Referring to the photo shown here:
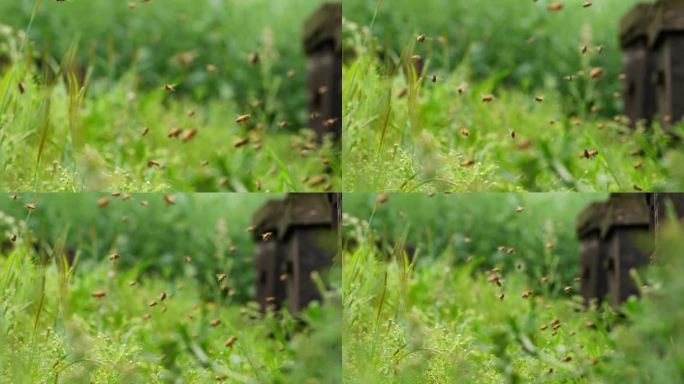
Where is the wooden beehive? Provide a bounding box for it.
[277,193,337,314]
[252,200,286,311]
[304,3,342,142]
[620,4,658,127]
[648,0,684,126]
[600,194,653,307]
[576,201,609,306]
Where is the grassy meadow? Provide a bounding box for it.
[0,0,339,192]
[0,193,341,383]
[342,193,684,383]
[342,0,684,192]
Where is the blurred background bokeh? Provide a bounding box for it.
[343,0,649,118]
[0,0,327,126]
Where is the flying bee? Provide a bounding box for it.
[499,293,505,301]
[265,296,276,303]
[461,159,475,168]
[92,290,107,298]
[279,274,288,282]
[278,121,289,129]
[431,74,437,83]
[147,160,161,168]
[200,160,209,167]
[18,82,25,94]
[128,2,137,9]
[324,118,338,128]
[579,149,598,159]
[260,232,272,241]
[128,280,137,286]
[148,301,158,307]
[481,95,494,103]
[583,1,593,7]
[589,67,604,80]
[184,255,192,263]
[25,203,36,210]
[216,274,227,283]
[545,242,554,249]
[10,195,18,200]
[497,246,505,252]
[207,64,217,73]
[219,177,229,187]
[248,52,259,65]
[225,335,238,347]
[618,73,627,81]
[9,234,17,242]
[164,84,177,92]
[562,356,572,363]
[159,292,167,302]
[233,138,249,148]
[522,290,532,299]
[309,175,326,187]
[163,195,175,205]
[563,286,573,294]
[596,45,605,53]
[457,84,467,95]
[506,247,515,255]
[140,200,149,207]
[310,111,321,119]
[416,34,426,43]
[287,70,296,78]
[510,131,516,139]
[246,226,255,232]
[181,128,197,142]
[123,193,132,200]
[319,86,329,95]
[210,319,221,327]
[580,45,588,54]
[460,128,470,138]
[515,206,525,213]
[167,127,182,138]
[228,290,236,297]
[376,193,389,204]
[236,114,251,124]
[98,197,110,208]
[109,252,120,261]
[535,96,544,103]
[548,2,563,11]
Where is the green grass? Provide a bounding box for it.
[0,1,340,192]
[342,194,684,383]
[342,0,684,192]
[0,197,341,383]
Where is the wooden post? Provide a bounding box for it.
[620,4,657,127]
[649,0,684,126]
[253,193,338,314]
[600,194,652,306]
[278,193,337,313]
[252,200,286,311]
[576,201,609,306]
[304,3,342,142]
[620,0,684,127]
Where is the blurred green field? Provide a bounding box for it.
[342,0,684,192]
[0,193,341,383]
[342,193,684,383]
[0,0,340,192]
